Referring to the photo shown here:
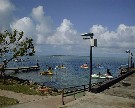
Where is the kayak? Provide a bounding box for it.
[91,74,113,79]
[40,71,54,75]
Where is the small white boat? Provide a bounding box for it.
[91,74,113,79]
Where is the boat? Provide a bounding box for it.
[91,74,113,79]
[40,71,54,75]
[81,66,88,69]
[97,66,104,69]
[80,64,89,69]
[95,64,104,69]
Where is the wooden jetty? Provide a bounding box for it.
[5,65,40,73]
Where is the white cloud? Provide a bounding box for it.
[1,0,135,56]
[46,19,77,44]
[0,0,15,31]
[31,6,53,34]
[90,24,135,49]
[31,6,44,22]
[10,6,78,46]
[10,17,37,40]
[31,6,53,44]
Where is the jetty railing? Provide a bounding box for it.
[61,82,104,105]
[62,84,88,105]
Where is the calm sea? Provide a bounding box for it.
[2,55,133,89]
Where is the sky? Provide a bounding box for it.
[0,0,135,57]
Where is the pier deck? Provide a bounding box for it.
[5,65,40,73]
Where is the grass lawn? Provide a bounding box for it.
[0,78,60,107]
[0,79,42,107]
[0,96,19,107]
[0,79,41,95]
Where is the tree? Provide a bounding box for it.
[0,30,35,82]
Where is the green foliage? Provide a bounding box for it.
[0,30,35,62]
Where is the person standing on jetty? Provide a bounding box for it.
[106,69,112,76]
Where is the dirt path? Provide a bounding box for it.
[63,92,135,108]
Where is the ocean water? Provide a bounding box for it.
[2,55,133,89]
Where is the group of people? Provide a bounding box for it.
[47,64,65,71]
[98,68,112,77]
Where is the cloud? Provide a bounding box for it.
[1,0,135,56]
[90,24,135,49]
[31,6,54,44]
[0,0,15,31]
[10,17,37,41]
[31,6,53,33]
[31,6,45,22]
[10,5,79,53]
[46,19,78,44]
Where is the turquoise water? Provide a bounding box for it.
[3,55,133,89]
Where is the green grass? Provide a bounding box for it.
[0,79,41,95]
[0,96,19,107]
[0,79,43,107]
[0,83,39,95]
[0,78,61,107]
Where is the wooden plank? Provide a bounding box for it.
[20,67,30,69]
[5,68,20,70]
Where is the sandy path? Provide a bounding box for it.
[63,92,135,108]
[0,89,48,103]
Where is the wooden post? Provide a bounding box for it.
[83,85,85,96]
[62,89,65,105]
[74,87,76,100]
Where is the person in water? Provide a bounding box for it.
[48,66,52,71]
[83,63,88,67]
[106,69,112,76]
[46,65,53,72]
[98,72,101,76]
